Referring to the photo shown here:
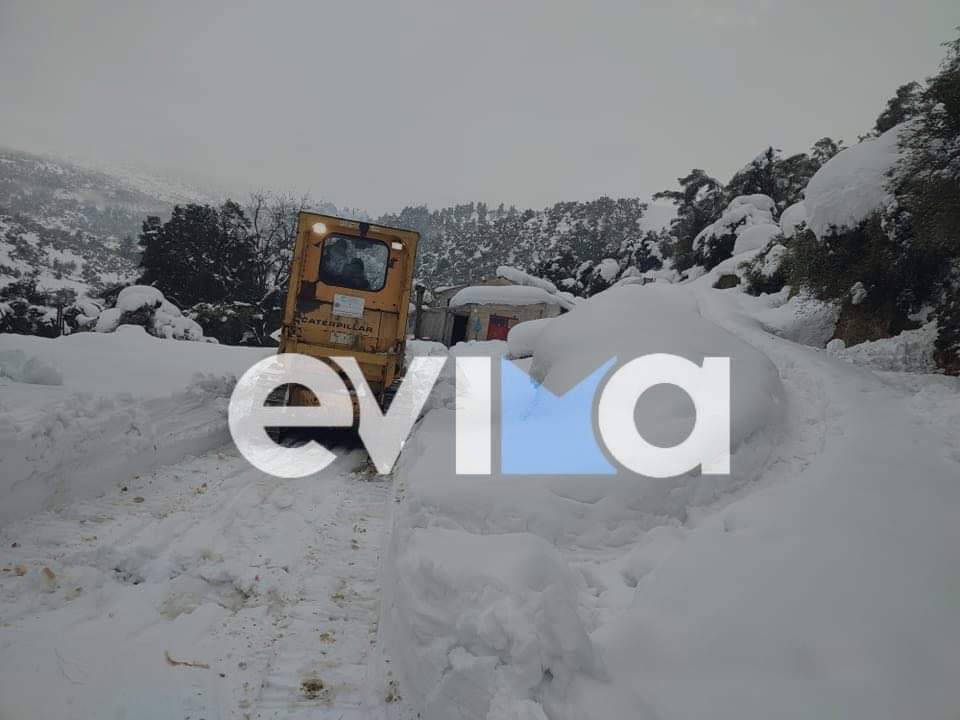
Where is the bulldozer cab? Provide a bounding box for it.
[279,212,419,407]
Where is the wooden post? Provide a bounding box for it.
[413,284,425,340]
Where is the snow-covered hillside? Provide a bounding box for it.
[0,147,221,302]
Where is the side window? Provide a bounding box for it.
[318,234,389,292]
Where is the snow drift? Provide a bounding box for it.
[382,283,786,719]
[0,328,270,524]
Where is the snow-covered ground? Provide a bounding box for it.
[2,258,960,719]
[0,327,403,718]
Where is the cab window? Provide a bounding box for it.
[318,234,389,291]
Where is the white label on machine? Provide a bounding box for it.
[333,293,365,318]
[330,331,355,345]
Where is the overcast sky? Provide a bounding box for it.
[1,1,957,215]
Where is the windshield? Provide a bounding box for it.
[318,234,389,292]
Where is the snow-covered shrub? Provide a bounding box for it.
[787,215,930,344]
[95,285,206,341]
[934,282,960,374]
[779,201,808,239]
[740,241,792,296]
[189,301,273,345]
[0,274,60,337]
[0,298,58,337]
[692,194,778,270]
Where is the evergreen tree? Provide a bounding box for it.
[138,202,257,307]
[874,81,923,134]
[654,169,725,271]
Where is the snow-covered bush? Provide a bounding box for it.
[934,282,960,374]
[784,111,960,352]
[95,285,206,341]
[779,201,808,239]
[740,241,791,296]
[189,300,273,345]
[692,194,778,270]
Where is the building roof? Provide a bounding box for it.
[449,285,565,309]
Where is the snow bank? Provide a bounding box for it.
[382,283,786,719]
[0,349,63,385]
[0,375,237,526]
[0,326,266,396]
[96,285,206,341]
[530,284,783,475]
[506,318,552,359]
[0,329,270,524]
[804,125,904,239]
[742,287,839,347]
[828,321,938,372]
[449,285,565,309]
[385,529,603,720]
[565,352,960,720]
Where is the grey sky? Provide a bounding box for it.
[1,1,956,215]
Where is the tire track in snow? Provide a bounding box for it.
[0,442,397,720]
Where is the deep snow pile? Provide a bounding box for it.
[381,283,786,719]
[95,285,207,341]
[0,328,270,524]
[803,124,905,239]
[506,317,552,359]
[382,261,960,719]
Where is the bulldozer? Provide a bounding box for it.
[277,211,419,414]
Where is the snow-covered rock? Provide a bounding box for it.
[803,124,905,239]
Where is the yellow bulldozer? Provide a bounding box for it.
[277,211,420,412]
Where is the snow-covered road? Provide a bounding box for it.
[0,442,399,720]
[2,269,959,720]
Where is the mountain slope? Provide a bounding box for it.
[0,147,216,299]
